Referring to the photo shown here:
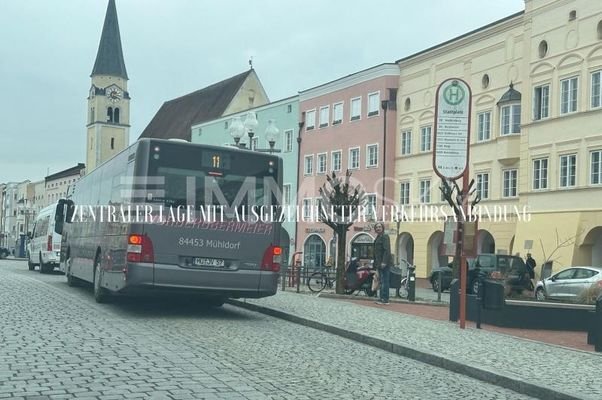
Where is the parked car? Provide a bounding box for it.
[0,247,10,259]
[429,254,528,294]
[535,266,602,302]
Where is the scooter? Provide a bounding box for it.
[343,258,378,297]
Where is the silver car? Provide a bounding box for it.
[535,266,602,301]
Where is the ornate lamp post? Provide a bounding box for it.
[228,112,281,153]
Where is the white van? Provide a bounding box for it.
[27,203,62,273]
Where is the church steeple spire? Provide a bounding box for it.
[91,0,128,80]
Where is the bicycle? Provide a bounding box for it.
[397,260,416,299]
[307,268,335,293]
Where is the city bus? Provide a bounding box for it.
[57,138,283,305]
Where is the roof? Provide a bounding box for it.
[497,82,522,105]
[45,163,85,182]
[91,0,128,79]
[139,70,253,141]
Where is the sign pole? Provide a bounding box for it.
[432,78,472,330]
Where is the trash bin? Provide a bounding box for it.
[482,279,505,310]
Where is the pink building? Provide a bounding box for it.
[297,64,399,267]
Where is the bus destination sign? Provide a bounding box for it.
[433,78,472,180]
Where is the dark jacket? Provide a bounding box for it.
[373,233,392,269]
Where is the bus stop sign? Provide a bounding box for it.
[433,78,472,180]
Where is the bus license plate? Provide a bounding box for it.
[193,257,225,268]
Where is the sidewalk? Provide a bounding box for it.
[231,291,601,400]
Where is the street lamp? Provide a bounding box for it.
[228,112,281,153]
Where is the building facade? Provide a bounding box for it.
[191,96,300,265]
[45,164,85,207]
[393,0,602,278]
[297,64,399,267]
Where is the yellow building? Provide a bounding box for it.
[393,0,602,279]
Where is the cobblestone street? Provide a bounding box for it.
[0,259,535,399]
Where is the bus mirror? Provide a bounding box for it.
[65,201,75,223]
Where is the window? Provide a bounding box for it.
[502,169,518,197]
[319,106,329,128]
[350,97,361,121]
[419,180,431,203]
[533,158,548,190]
[560,154,577,187]
[591,70,601,109]
[333,102,343,125]
[317,153,327,174]
[349,148,360,169]
[401,130,412,155]
[501,104,521,135]
[477,111,491,141]
[331,151,342,172]
[107,107,113,122]
[284,129,293,153]
[533,84,550,120]
[306,109,316,130]
[560,77,578,114]
[287,104,292,113]
[476,173,490,200]
[592,150,602,185]
[283,184,291,205]
[302,198,312,219]
[110,137,115,150]
[304,155,314,175]
[366,144,378,167]
[366,194,377,219]
[420,126,432,152]
[399,181,410,205]
[368,92,380,116]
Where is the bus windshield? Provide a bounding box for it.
[145,142,280,211]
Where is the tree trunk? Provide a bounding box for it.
[335,228,347,294]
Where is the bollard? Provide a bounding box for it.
[437,272,442,302]
[593,294,602,352]
[449,279,459,322]
[476,277,484,329]
[408,268,416,302]
[296,267,301,293]
[281,268,286,292]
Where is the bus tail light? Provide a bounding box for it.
[47,235,52,251]
[261,245,281,273]
[127,234,154,263]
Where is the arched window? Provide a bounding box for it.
[598,21,602,40]
[569,10,577,21]
[107,107,113,122]
[114,108,120,123]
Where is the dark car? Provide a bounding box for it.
[429,254,528,294]
[0,247,10,259]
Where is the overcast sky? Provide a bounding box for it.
[0,0,524,183]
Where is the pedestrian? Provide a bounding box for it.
[373,222,392,305]
[525,253,537,290]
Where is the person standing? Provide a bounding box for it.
[525,253,537,290]
[373,222,392,305]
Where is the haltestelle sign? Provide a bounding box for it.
[433,78,472,180]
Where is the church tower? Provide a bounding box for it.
[86,0,130,171]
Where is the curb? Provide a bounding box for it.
[318,292,449,307]
[229,299,586,400]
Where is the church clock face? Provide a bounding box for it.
[107,87,122,103]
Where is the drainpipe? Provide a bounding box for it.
[381,100,389,207]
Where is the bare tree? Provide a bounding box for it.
[318,170,366,294]
[539,228,584,271]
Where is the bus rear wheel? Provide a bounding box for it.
[93,256,110,303]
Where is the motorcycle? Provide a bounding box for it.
[343,258,378,297]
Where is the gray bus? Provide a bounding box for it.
[57,139,283,305]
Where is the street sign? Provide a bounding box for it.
[433,78,472,180]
